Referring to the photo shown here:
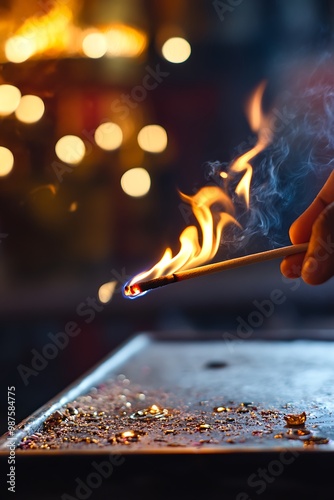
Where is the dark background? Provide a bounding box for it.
[1,0,334,433]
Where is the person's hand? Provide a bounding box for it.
[281,170,334,285]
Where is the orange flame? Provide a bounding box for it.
[227,81,270,207]
[126,186,239,290]
[125,82,270,297]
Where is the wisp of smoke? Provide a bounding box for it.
[206,80,334,252]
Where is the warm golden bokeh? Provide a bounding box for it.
[0,84,21,116]
[161,37,191,63]
[4,3,73,63]
[137,125,168,153]
[121,168,151,197]
[15,95,45,124]
[0,1,147,62]
[0,146,14,176]
[95,122,123,151]
[82,32,107,59]
[55,135,86,165]
[105,24,147,58]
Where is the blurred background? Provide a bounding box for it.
[2,0,334,432]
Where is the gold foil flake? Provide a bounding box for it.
[284,411,307,427]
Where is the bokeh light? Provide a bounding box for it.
[55,135,86,165]
[5,36,36,63]
[15,95,45,124]
[4,3,73,62]
[121,168,151,197]
[0,147,14,177]
[105,24,147,57]
[161,37,191,63]
[94,122,123,150]
[137,125,168,153]
[0,85,22,116]
[69,201,78,212]
[98,281,117,303]
[82,32,107,59]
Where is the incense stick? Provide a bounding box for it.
[124,243,309,297]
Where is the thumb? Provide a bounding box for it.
[301,201,334,284]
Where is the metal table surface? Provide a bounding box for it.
[1,331,334,499]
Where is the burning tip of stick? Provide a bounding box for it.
[123,282,145,299]
[123,274,178,299]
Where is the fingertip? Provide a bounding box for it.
[280,258,291,278]
[280,259,289,278]
[288,216,307,245]
[280,254,303,279]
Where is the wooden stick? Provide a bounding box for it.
[124,243,308,297]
